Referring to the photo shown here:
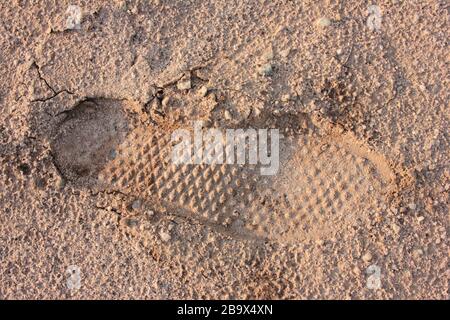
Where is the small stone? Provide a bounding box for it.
[315,239,324,246]
[362,252,373,262]
[257,63,273,76]
[317,17,331,28]
[408,203,417,210]
[280,48,291,58]
[161,96,170,107]
[146,209,154,217]
[131,199,141,210]
[417,216,425,223]
[177,78,191,90]
[159,230,171,242]
[198,86,208,97]
[224,110,232,120]
[125,218,139,228]
[336,48,343,55]
[413,249,423,259]
[392,223,401,234]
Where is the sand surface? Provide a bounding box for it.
[0,0,448,299]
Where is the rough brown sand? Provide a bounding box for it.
[0,1,448,299]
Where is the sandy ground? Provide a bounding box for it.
[0,0,448,299]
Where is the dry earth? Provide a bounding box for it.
[0,0,448,299]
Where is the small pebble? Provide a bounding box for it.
[198,86,208,97]
[126,218,139,228]
[224,110,232,120]
[408,203,417,210]
[257,63,273,76]
[417,216,425,223]
[317,17,331,28]
[159,230,171,242]
[315,239,324,246]
[131,199,141,210]
[362,252,373,262]
[161,96,170,107]
[413,249,423,259]
[392,223,401,234]
[177,79,191,90]
[280,48,291,58]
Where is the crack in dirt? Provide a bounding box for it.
[30,62,75,103]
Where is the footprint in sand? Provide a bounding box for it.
[52,98,396,243]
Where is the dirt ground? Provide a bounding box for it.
[0,0,448,299]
